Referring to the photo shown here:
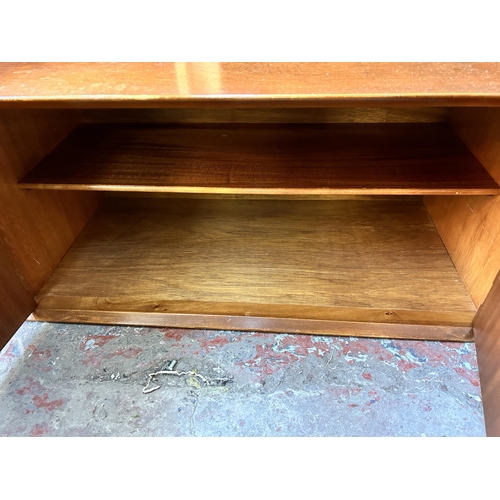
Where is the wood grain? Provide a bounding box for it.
[1,63,500,108]
[35,297,474,327]
[473,271,500,435]
[0,109,102,296]
[34,198,476,339]
[425,108,500,306]
[81,107,449,124]
[20,123,500,195]
[31,309,472,342]
[0,240,36,348]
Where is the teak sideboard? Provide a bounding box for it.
[1,63,500,434]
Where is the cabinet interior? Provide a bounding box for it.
[23,107,500,341]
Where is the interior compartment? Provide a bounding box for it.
[20,123,499,195]
[31,195,474,340]
[22,107,498,340]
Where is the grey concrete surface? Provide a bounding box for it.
[0,321,485,436]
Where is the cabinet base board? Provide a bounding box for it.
[30,309,473,342]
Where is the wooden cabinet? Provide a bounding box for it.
[1,63,500,433]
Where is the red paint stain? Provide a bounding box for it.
[279,335,329,357]
[327,387,350,398]
[236,334,332,370]
[341,340,369,357]
[24,346,55,373]
[200,334,230,351]
[366,389,380,406]
[27,346,52,360]
[455,367,480,387]
[136,327,156,336]
[82,355,100,367]
[460,352,478,366]
[406,341,446,365]
[2,341,18,358]
[80,334,118,351]
[240,343,299,376]
[420,403,432,412]
[350,387,362,395]
[455,366,469,377]
[349,404,359,408]
[362,373,372,380]
[161,329,184,342]
[339,339,401,364]
[276,427,281,432]
[30,422,50,437]
[33,393,65,411]
[370,342,400,363]
[16,379,45,396]
[441,341,464,350]
[397,359,418,373]
[82,346,142,366]
[116,347,142,358]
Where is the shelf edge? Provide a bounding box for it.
[30,308,474,342]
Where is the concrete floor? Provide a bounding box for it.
[0,321,485,436]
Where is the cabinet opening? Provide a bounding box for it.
[32,196,476,341]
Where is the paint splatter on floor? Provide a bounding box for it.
[0,322,485,436]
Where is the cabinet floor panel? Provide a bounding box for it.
[20,123,500,195]
[33,198,476,340]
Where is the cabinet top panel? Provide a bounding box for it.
[1,63,500,108]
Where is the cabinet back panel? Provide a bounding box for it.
[81,107,448,124]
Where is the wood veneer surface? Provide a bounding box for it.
[34,198,475,340]
[0,241,36,348]
[473,272,500,436]
[425,108,500,306]
[81,107,449,124]
[1,63,500,107]
[0,110,102,296]
[20,123,500,195]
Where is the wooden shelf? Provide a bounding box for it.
[33,197,476,341]
[20,123,500,195]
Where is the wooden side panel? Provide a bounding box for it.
[473,271,500,436]
[0,109,102,298]
[425,108,500,307]
[0,240,36,348]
